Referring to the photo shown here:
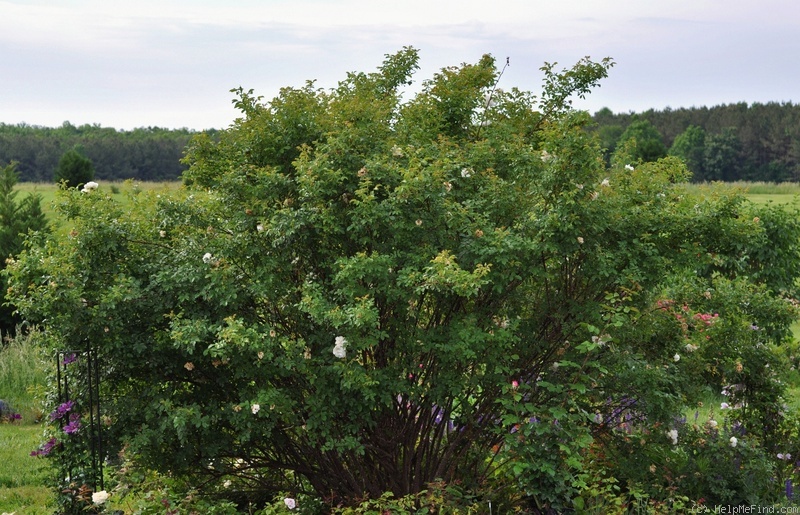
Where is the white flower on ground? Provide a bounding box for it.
[251,403,260,415]
[673,353,680,362]
[203,252,213,264]
[81,181,99,193]
[284,498,297,510]
[333,336,347,359]
[92,490,110,505]
[729,436,738,447]
[667,429,678,445]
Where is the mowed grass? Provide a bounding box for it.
[683,181,800,206]
[16,180,185,226]
[0,424,54,515]
[17,180,800,215]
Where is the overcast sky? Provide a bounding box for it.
[1,0,798,131]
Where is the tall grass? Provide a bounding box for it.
[681,181,800,195]
[0,328,54,513]
[0,328,50,423]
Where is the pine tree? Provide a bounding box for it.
[0,162,48,334]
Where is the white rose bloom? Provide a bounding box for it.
[729,436,738,447]
[333,336,348,359]
[81,181,99,193]
[92,490,110,505]
[251,403,260,415]
[203,252,213,264]
[667,429,678,445]
[673,353,680,362]
[625,164,634,171]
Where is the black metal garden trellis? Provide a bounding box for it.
[56,347,104,491]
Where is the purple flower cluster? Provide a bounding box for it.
[30,437,59,457]
[49,400,81,434]
[62,353,78,365]
[63,413,82,434]
[49,400,75,422]
[0,399,22,422]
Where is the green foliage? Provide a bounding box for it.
[54,147,95,188]
[7,47,800,511]
[593,102,800,182]
[0,162,48,333]
[0,122,197,182]
[704,127,742,182]
[668,125,706,179]
[614,119,667,163]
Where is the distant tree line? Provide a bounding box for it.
[0,121,217,182]
[4,103,800,184]
[592,102,800,182]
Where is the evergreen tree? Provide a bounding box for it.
[614,119,667,163]
[0,162,48,334]
[54,147,95,188]
[704,128,741,181]
[669,125,707,181]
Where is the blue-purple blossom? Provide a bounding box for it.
[30,437,58,457]
[63,413,81,434]
[49,400,75,421]
[62,353,77,365]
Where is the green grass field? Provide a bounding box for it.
[0,424,54,515]
[16,180,800,218]
[683,180,800,205]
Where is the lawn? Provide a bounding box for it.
[0,424,54,514]
[16,180,185,230]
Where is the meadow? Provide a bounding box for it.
[3,180,800,513]
[16,179,800,215]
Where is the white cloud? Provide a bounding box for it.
[0,0,798,129]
